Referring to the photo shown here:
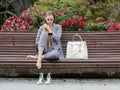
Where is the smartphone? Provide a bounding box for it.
[48,33,52,36]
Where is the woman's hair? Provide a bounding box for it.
[44,11,55,23]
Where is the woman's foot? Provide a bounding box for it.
[26,55,37,60]
[36,60,42,69]
[36,54,43,69]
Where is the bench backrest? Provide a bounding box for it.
[0,32,120,59]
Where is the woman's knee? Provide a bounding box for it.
[44,50,59,59]
[40,31,48,39]
[38,31,48,48]
[51,50,59,58]
[53,50,59,55]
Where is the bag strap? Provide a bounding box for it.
[72,34,83,41]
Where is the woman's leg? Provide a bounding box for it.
[26,45,38,60]
[36,46,44,69]
[36,31,48,69]
[26,55,38,60]
[43,50,59,60]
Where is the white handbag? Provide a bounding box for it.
[66,34,88,59]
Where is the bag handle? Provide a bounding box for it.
[72,34,83,41]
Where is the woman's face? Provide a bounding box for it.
[45,15,54,26]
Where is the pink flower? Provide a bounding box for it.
[39,11,44,16]
[20,25,26,31]
[57,10,62,16]
[117,24,120,30]
[4,20,11,25]
[66,19,72,27]
[30,8,36,12]
[74,19,79,26]
[72,14,77,20]
[56,9,65,16]
[79,18,85,28]
[61,22,66,27]
[22,9,29,15]
[106,22,120,32]
[1,25,6,31]
[61,19,72,27]
[25,17,33,25]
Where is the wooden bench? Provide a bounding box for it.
[0,31,120,69]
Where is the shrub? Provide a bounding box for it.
[61,16,85,31]
[1,8,42,32]
[85,17,107,31]
[106,22,120,32]
[85,22,107,31]
[1,16,30,32]
[1,0,120,32]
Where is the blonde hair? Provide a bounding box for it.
[44,11,55,23]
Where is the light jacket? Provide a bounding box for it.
[36,24,64,59]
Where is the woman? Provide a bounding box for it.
[26,11,64,69]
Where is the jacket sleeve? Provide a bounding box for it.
[52,25,62,42]
[35,26,42,45]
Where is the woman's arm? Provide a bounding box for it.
[36,26,42,45]
[52,25,62,42]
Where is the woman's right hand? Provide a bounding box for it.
[43,24,52,33]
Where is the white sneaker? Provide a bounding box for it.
[36,72,44,85]
[45,78,51,85]
[45,73,52,85]
[36,78,43,85]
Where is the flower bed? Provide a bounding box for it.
[1,0,120,32]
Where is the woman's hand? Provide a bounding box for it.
[43,24,52,33]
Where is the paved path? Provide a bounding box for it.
[0,78,120,90]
